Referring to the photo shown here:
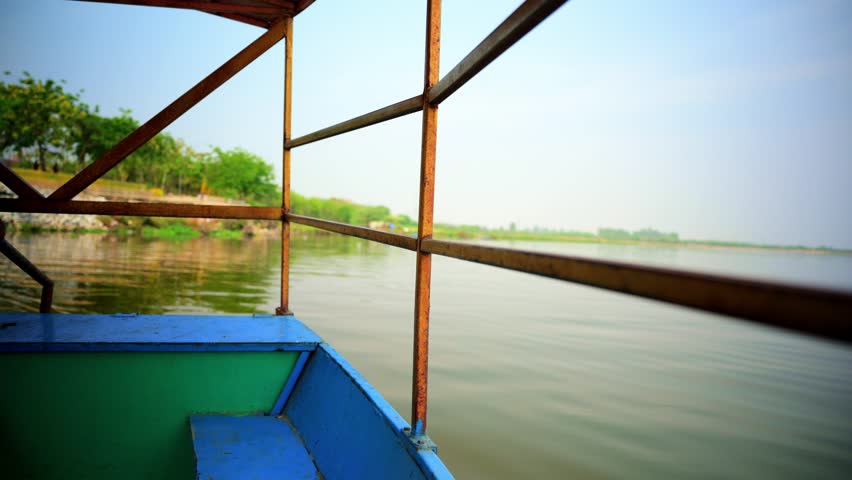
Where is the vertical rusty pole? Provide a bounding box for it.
[277,16,294,316]
[412,0,441,436]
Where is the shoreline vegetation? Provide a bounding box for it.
[1,73,848,255]
[7,220,849,255]
[2,169,847,255]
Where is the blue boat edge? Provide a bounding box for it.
[0,313,454,480]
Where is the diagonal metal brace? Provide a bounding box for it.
[0,221,53,312]
[48,17,288,200]
[0,162,43,199]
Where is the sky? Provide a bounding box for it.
[2,0,851,248]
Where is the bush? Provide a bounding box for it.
[142,224,200,239]
[209,229,243,239]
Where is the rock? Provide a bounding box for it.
[0,184,107,231]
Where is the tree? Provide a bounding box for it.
[207,147,276,202]
[70,101,101,167]
[86,110,144,182]
[0,72,17,154]
[0,72,81,170]
[168,141,202,196]
[597,228,632,240]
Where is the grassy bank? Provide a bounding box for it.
[12,168,152,194]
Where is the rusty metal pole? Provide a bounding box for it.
[412,0,441,437]
[277,16,294,316]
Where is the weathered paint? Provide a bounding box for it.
[107,1,289,17]
[286,95,423,148]
[287,213,417,250]
[190,414,319,480]
[412,0,442,435]
[0,351,298,480]
[419,238,852,344]
[278,14,293,316]
[0,313,322,350]
[285,344,454,480]
[0,198,283,220]
[270,350,310,415]
[427,0,570,105]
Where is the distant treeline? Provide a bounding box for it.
[7,73,832,251]
[292,192,407,227]
[431,225,682,243]
[597,227,679,242]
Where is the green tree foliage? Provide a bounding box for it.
[0,73,397,225]
[597,228,632,240]
[386,213,415,227]
[0,71,81,170]
[291,192,391,225]
[597,227,679,242]
[70,107,137,170]
[207,147,276,202]
[70,101,100,166]
[633,228,679,242]
[0,73,15,152]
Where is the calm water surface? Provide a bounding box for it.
[2,233,851,479]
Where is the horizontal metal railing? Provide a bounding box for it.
[286,95,423,148]
[282,209,852,345]
[0,199,282,220]
[287,214,417,251]
[4,193,849,343]
[284,1,570,151]
[421,238,852,343]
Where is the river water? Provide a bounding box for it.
[2,233,851,479]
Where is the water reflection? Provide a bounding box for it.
[0,232,394,314]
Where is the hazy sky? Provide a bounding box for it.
[2,0,851,248]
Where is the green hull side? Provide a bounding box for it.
[0,351,298,480]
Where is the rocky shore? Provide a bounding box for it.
[0,185,280,237]
[0,185,107,231]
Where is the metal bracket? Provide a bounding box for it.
[402,427,438,453]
